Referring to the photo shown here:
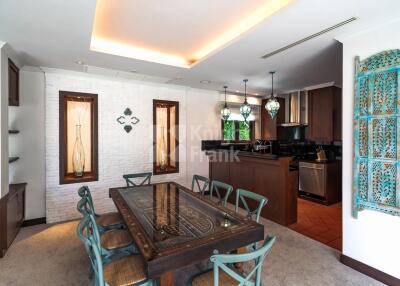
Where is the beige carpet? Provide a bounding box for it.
[0,217,383,286]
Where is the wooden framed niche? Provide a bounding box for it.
[153,100,179,175]
[59,91,98,184]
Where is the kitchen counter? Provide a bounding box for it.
[207,150,298,226]
[206,150,279,160]
[298,159,341,164]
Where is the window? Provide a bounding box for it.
[153,100,179,175]
[222,120,255,141]
[59,91,98,184]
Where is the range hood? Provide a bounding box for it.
[278,91,308,126]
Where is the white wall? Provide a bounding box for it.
[0,42,9,198]
[44,69,220,223]
[339,19,400,279]
[9,69,45,219]
[186,88,221,185]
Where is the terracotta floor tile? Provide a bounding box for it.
[289,198,342,251]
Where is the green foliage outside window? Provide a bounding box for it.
[239,121,250,140]
[223,120,235,141]
[223,120,251,141]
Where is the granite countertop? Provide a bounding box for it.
[298,159,340,164]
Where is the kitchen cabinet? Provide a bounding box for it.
[8,59,19,106]
[261,97,285,140]
[307,86,341,143]
[0,183,26,258]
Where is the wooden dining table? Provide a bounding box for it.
[109,181,264,286]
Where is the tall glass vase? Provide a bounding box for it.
[159,126,167,171]
[72,124,85,177]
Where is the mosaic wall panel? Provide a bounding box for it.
[353,49,400,218]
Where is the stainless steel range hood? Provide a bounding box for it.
[279,90,308,126]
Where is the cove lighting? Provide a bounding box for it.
[90,0,294,68]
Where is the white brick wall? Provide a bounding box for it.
[45,71,189,223]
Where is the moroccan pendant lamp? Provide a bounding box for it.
[221,85,231,121]
[265,71,280,119]
[239,79,251,122]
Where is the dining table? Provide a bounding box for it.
[109,181,264,286]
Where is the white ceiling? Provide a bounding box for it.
[1,0,400,94]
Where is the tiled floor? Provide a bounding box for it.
[288,198,342,251]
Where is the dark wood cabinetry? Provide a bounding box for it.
[307,86,342,143]
[0,183,26,258]
[261,97,285,140]
[8,59,19,106]
[209,152,297,226]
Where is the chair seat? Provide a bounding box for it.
[191,269,240,286]
[104,255,147,286]
[101,229,133,250]
[96,212,123,228]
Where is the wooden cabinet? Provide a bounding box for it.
[0,183,26,258]
[307,87,342,143]
[209,153,297,226]
[261,97,285,140]
[8,59,19,106]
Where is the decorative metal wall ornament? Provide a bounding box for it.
[117,107,140,133]
[353,49,400,218]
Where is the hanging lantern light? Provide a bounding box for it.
[265,71,280,119]
[239,79,251,122]
[221,85,231,121]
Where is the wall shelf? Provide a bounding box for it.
[9,157,20,163]
[8,130,20,134]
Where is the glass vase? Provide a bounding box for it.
[72,124,85,177]
[159,126,167,171]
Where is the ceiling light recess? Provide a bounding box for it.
[261,17,357,59]
[91,0,294,68]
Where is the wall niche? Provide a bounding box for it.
[59,91,98,184]
[153,100,179,175]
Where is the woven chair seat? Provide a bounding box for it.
[192,269,244,286]
[96,212,123,228]
[101,229,133,250]
[104,255,147,286]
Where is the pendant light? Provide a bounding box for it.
[221,86,231,121]
[265,71,280,118]
[239,79,251,122]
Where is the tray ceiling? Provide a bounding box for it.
[91,0,293,67]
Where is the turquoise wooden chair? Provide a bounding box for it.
[78,186,124,233]
[123,172,152,187]
[210,180,233,207]
[190,236,276,286]
[77,197,136,262]
[77,215,153,286]
[235,189,268,223]
[191,174,210,195]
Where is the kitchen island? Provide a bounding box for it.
[207,150,298,226]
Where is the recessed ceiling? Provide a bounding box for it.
[1,0,400,94]
[91,0,294,68]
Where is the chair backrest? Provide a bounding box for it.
[76,214,105,286]
[235,188,268,223]
[123,172,152,187]
[210,236,276,286]
[77,186,96,214]
[210,180,233,207]
[77,196,92,216]
[191,174,210,195]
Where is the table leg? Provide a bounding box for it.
[234,246,247,273]
[160,271,174,286]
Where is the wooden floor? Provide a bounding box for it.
[288,198,342,251]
